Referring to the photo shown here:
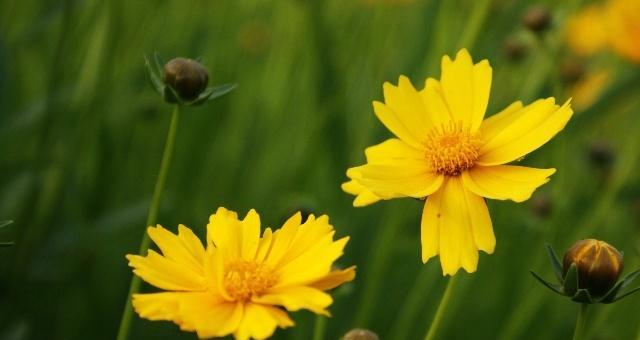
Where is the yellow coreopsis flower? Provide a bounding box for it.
[567,0,640,63]
[343,49,573,276]
[126,207,355,340]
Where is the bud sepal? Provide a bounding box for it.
[531,243,640,304]
[144,53,236,106]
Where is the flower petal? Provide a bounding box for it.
[147,224,205,275]
[341,179,382,207]
[234,304,294,340]
[461,165,556,202]
[309,265,357,290]
[421,177,494,276]
[178,293,244,338]
[207,207,261,260]
[254,286,333,315]
[373,101,423,149]
[364,138,425,163]
[131,292,182,321]
[382,76,434,139]
[477,98,573,166]
[348,164,444,199]
[439,49,492,131]
[126,249,207,291]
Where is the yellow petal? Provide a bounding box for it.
[349,163,444,199]
[309,265,356,290]
[254,286,333,316]
[373,101,423,149]
[461,165,556,202]
[131,292,181,321]
[364,138,424,163]
[177,293,243,338]
[421,177,494,276]
[566,4,608,56]
[421,78,454,127]
[255,227,273,262]
[439,49,492,131]
[477,98,573,166]
[126,250,206,291]
[234,304,294,340]
[240,209,261,260]
[341,179,382,207]
[382,76,433,140]
[263,212,302,267]
[146,224,205,275]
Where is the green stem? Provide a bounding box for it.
[424,275,458,340]
[572,303,588,340]
[312,315,327,340]
[116,104,181,340]
[456,0,492,50]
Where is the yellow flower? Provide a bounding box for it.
[567,0,640,63]
[343,49,573,276]
[126,207,355,340]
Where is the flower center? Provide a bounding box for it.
[424,121,481,176]
[223,260,276,301]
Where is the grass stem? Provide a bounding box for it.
[424,275,458,340]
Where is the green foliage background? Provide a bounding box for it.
[1,0,639,339]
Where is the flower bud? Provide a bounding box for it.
[163,57,209,101]
[343,329,379,340]
[522,6,552,33]
[503,38,527,61]
[563,239,623,298]
[560,60,585,84]
[588,140,615,168]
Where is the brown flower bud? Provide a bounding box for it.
[163,58,209,101]
[343,328,379,340]
[588,140,615,168]
[522,6,552,33]
[560,60,585,84]
[563,239,623,298]
[503,38,527,61]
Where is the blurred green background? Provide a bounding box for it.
[1,0,639,339]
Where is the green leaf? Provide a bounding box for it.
[188,83,237,106]
[611,286,640,303]
[619,268,640,289]
[0,220,12,228]
[545,243,564,282]
[530,270,564,295]
[153,52,165,75]
[0,242,14,247]
[144,55,165,95]
[563,263,579,297]
[164,85,183,104]
[601,279,626,303]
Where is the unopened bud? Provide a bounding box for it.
[530,193,552,218]
[163,57,209,101]
[343,328,379,340]
[522,6,552,33]
[588,140,615,168]
[563,239,623,298]
[560,60,585,84]
[503,38,527,61]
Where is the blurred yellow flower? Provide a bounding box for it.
[343,49,573,276]
[570,69,611,111]
[127,207,355,340]
[567,0,640,63]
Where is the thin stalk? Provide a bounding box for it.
[572,303,588,340]
[456,0,492,50]
[116,104,181,340]
[424,275,458,340]
[312,315,327,340]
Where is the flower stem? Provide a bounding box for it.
[116,104,181,340]
[312,315,327,340]
[572,303,588,340]
[424,275,458,340]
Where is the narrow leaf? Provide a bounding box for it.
[572,289,594,304]
[144,55,165,95]
[0,242,14,247]
[205,83,237,101]
[530,270,564,295]
[610,286,640,303]
[0,220,12,228]
[545,243,564,282]
[620,268,640,289]
[563,263,579,296]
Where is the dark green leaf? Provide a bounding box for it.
[601,279,625,303]
[153,52,165,75]
[205,83,237,101]
[0,242,13,247]
[0,220,12,228]
[530,270,564,295]
[144,55,165,95]
[164,85,183,104]
[619,268,640,289]
[610,286,640,303]
[563,263,579,297]
[545,243,564,282]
